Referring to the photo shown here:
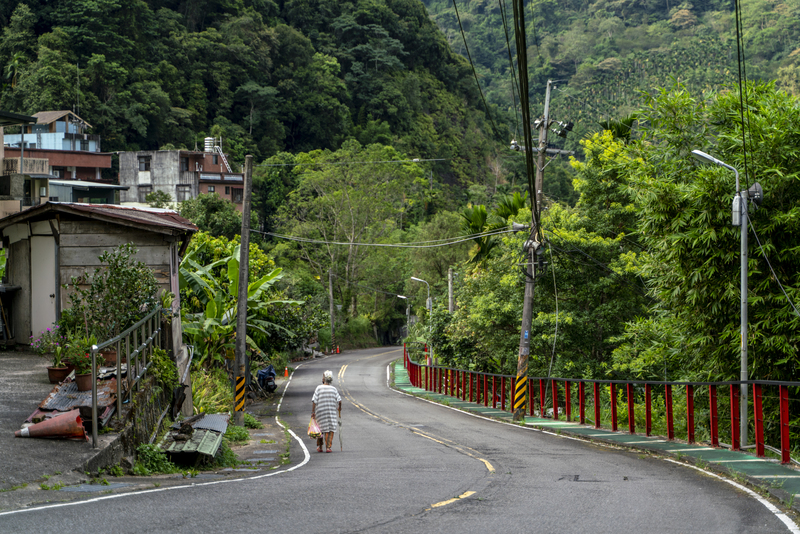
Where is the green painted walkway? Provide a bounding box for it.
[394,364,800,498]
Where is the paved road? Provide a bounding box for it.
[0,347,793,533]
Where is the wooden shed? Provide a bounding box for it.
[0,202,197,345]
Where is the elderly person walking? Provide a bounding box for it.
[311,370,342,453]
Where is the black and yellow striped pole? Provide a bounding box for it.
[235,376,246,413]
[513,244,537,421]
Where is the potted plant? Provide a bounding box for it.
[47,346,72,384]
[66,334,97,392]
[31,325,72,383]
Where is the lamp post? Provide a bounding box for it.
[691,149,762,447]
[397,295,408,339]
[410,276,432,363]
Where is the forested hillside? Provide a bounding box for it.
[423,0,800,151]
[0,0,508,191]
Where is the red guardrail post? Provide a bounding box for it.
[627,383,635,434]
[552,380,559,420]
[511,377,516,412]
[463,371,467,401]
[645,384,652,437]
[529,379,534,416]
[665,384,674,440]
[686,385,695,444]
[730,385,740,451]
[540,379,546,418]
[710,385,719,447]
[403,343,407,368]
[753,384,764,458]
[579,381,585,424]
[780,385,790,464]
[469,372,474,403]
[484,375,489,407]
[501,377,506,411]
[492,376,497,409]
[593,382,601,429]
[565,381,572,422]
[610,383,618,432]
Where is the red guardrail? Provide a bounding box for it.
[402,345,797,464]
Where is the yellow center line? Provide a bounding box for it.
[430,491,477,508]
[338,350,495,474]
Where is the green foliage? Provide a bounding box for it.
[29,325,64,356]
[178,193,251,241]
[243,413,263,429]
[145,190,173,209]
[224,424,250,443]
[210,440,239,468]
[132,444,179,476]
[191,368,233,415]
[150,347,179,392]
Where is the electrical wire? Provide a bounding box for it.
[254,226,519,248]
[746,212,800,319]
[733,0,752,192]
[330,272,405,298]
[255,158,447,168]
[451,0,505,143]
[498,0,521,139]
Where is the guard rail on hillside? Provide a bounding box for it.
[403,345,798,465]
[90,306,164,448]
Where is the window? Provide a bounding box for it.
[138,156,151,172]
[138,185,152,203]
[207,186,215,193]
[176,184,192,202]
[231,187,243,203]
[180,157,189,172]
[225,186,230,195]
[80,139,89,151]
[212,155,219,165]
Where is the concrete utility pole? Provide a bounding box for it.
[448,267,455,313]
[234,155,253,427]
[329,268,336,352]
[513,80,553,421]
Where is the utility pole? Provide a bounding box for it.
[513,80,553,421]
[328,268,335,352]
[234,155,253,427]
[448,267,454,313]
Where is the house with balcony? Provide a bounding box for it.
[118,139,244,211]
[1,110,115,213]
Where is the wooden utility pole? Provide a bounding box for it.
[513,80,553,421]
[234,155,253,427]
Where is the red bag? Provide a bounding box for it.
[308,417,321,439]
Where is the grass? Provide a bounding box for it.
[132,444,180,476]
[224,424,250,443]
[243,413,263,429]
[39,482,64,491]
[260,439,275,444]
[0,483,27,493]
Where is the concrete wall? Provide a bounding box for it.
[119,151,184,203]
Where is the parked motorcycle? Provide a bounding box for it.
[257,364,278,393]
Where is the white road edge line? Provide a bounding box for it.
[0,365,311,518]
[664,459,800,533]
[391,363,800,533]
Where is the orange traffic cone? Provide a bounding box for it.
[284,367,288,377]
[15,410,87,440]
[336,345,340,354]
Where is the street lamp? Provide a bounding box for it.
[410,276,432,363]
[691,149,762,447]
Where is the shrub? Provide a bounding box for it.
[132,444,179,475]
[192,368,233,414]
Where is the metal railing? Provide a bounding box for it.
[90,306,163,448]
[403,345,799,466]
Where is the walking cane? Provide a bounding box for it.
[338,408,343,451]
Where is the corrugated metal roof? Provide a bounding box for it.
[0,202,198,235]
[39,379,117,411]
[49,179,129,190]
[164,429,224,456]
[172,413,229,434]
[0,110,36,126]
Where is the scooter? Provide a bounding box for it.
[257,364,278,393]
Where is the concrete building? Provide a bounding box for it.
[118,139,244,211]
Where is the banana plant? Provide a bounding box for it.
[180,243,302,367]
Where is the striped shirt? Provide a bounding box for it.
[312,384,341,433]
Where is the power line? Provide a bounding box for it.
[330,272,405,298]
[254,226,520,249]
[498,0,521,139]
[746,212,800,319]
[255,158,447,168]
[451,0,505,143]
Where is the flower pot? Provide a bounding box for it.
[47,366,71,384]
[100,350,125,365]
[74,373,94,392]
